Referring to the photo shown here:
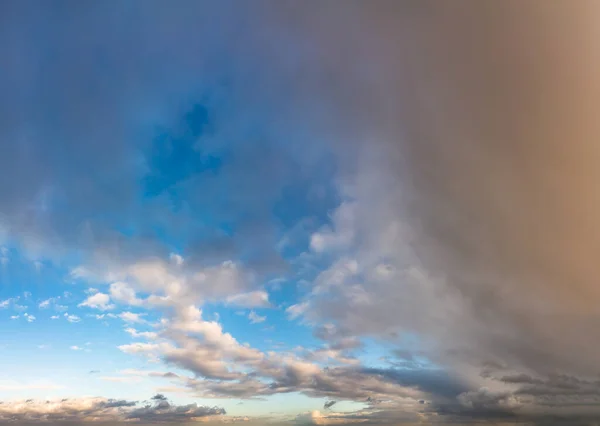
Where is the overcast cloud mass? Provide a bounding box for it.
[1,1,600,425]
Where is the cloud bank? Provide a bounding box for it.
[3,0,600,424]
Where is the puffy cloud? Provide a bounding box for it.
[64,313,81,323]
[125,327,158,340]
[109,281,143,306]
[118,311,147,324]
[78,292,115,311]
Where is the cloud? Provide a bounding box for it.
[24,313,35,323]
[286,302,309,320]
[38,299,52,309]
[169,253,184,266]
[323,401,336,410]
[0,396,225,423]
[226,290,271,308]
[109,281,144,306]
[3,2,600,424]
[118,311,146,324]
[0,297,19,309]
[248,311,266,324]
[78,292,115,311]
[151,394,168,401]
[64,313,81,323]
[126,401,225,422]
[125,327,158,340]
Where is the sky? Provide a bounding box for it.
[2,1,600,425]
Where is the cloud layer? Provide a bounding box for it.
[3,1,600,424]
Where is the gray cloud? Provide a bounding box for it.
[4,1,600,424]
[323,401,336,410]
[126,402,225,423]
[0,395,225,423]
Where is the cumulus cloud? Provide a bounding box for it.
[78,292,115,311]
[109,281,144,307]
[64,313,81,323]
[125,327,158,340]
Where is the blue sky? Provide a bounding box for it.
[3,1,600,425]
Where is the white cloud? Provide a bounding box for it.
[125,327,158,340]
[109,281,143,306]
[119,311,146,323]
[9,315,18,320]
[38,299,52,308]
[64,313,81,323]
[118,342,161,354]
[286,302,309,320]
[170,252,184,266]
[248,311,266,324]
[78,292,115,311]
[226,290,271,308]
[70,345,83,351]
[24,313,36,322]
[50,315,59,320]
